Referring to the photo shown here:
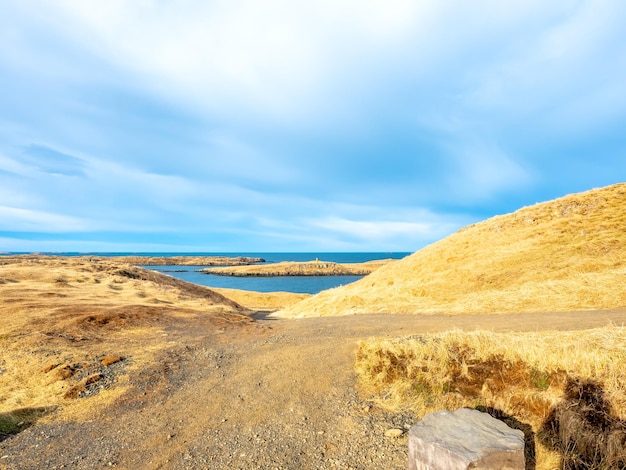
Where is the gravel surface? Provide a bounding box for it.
[1,315,419,469]
[2,310,625,469]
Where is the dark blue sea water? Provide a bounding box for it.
[5,252,411,294]
[146,266,368,294]
[143,253,410,294]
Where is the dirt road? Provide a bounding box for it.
[2,309,625,469]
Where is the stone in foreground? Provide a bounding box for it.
[408,408,525,470]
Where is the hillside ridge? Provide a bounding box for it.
[277,183,626,317]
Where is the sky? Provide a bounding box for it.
[1,1,625,253]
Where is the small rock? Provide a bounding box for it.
[385,428,404,438]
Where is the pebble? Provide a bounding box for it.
[384,428,404,438]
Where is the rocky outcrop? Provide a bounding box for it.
[408,408,525,470]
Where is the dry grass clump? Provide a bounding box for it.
[355,326,626,469]
[279,183,626,317]
[542,378,626,469]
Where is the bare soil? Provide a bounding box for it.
[2,308,625,470]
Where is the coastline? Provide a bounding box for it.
[0,254,265,266]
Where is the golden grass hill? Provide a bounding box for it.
[277,182,626,318]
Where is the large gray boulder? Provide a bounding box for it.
[408,408,525,470]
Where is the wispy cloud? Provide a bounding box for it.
[0,205,91,232]
[20,144,85,176]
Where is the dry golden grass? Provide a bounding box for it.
[212,287,310,311]
[355,326,626,469]
[0,256,252,429]
[278,183,626,317]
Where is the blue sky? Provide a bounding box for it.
[1,1,625,252]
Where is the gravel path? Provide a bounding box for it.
[2,310,625,469]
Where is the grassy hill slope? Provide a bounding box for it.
[0,256,252,426]
[277,183,626,317]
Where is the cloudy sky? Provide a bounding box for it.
[1,1,625,253]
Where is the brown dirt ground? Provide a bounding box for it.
[2,303,626,469]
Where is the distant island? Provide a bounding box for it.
[201,259,392,276]
[113,255,265,266]
[0,254,265,266]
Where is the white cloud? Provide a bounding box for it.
[25,1,325,120]
[10,1,619,137]
[0,236,201,253]
[13,2,549,124]
[205,131,301,183]
[304,204,470,248]
[0,205,91,232]
[0,154,35,177]
[310,217,432,239]
[463,2,626,122]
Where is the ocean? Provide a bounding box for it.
[141,252,411,294]
[8,252,410,294]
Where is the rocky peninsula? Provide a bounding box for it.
[200,259,392,276]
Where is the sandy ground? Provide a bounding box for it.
[211,287,309,311]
